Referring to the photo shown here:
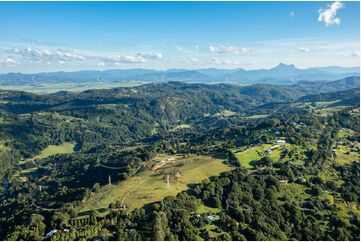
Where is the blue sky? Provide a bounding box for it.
[0,1,359,73]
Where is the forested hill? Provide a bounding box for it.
[293,76,360,93]
[0,76,359,114]
[298,88,360,103]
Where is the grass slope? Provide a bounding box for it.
[80,155,233,213]
[32,142,75,160]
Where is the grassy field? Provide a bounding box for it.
[350,107,360,117]
[195,204,222,214]
[314,100,341,108]
[80,155,233,213]
[334,128,359,165]
[315,106,349,117]
[170,124,192,131]
[23,142,76,163]
[232,144,284,168]
[245,114,269,119]
[278,183,310,204]
[214,110,236,117]
[334,145,359,165]
[14,142,76,182]
[337,128,359,139]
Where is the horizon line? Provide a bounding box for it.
[1,63,360,75]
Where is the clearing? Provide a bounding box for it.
[15,142,76,182]
[19,142,76,165]
[231,143,286,168]
[80,154,233,213]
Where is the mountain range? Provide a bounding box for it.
[0,63,359,86]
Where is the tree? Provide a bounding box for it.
[153,212,168,240]
[92,183,101,192]
[260,156,273,166]
[51,211,70,228]
[311,185,323,196]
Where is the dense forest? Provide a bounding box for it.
[0,77,359,241]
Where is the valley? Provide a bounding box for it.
[0,1,359,241]
[0,79,359,241]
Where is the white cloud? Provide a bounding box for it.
[209,45,248,54]
[102,55,145,64]
[55,50,85,60]
[318,1,343,26]
[211,57,240,65]
[0,57,18,67]
[139,52,162,59]
[9,46,162,66]
[298,46,311,52]
[101,52,162,64]
[11,47,86,63]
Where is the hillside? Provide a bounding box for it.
[0,79,359,241]
[298,88,360,103]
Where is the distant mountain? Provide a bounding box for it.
[0,64,358,87]
[227,63,359,85]
[311,66,360,74]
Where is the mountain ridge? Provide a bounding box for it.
[0,64,359,87]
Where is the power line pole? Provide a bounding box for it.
[166,174,170,189]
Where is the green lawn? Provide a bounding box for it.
[232,144,284,168]
[19,142,75,166]
[80,155,233,213]
[31,142,75,160]
[195,204,222,214]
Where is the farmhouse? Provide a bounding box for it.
[207,215,215,221]
[265,144,280,154]
[275,139,286,145]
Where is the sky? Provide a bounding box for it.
[0,1,359,73]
